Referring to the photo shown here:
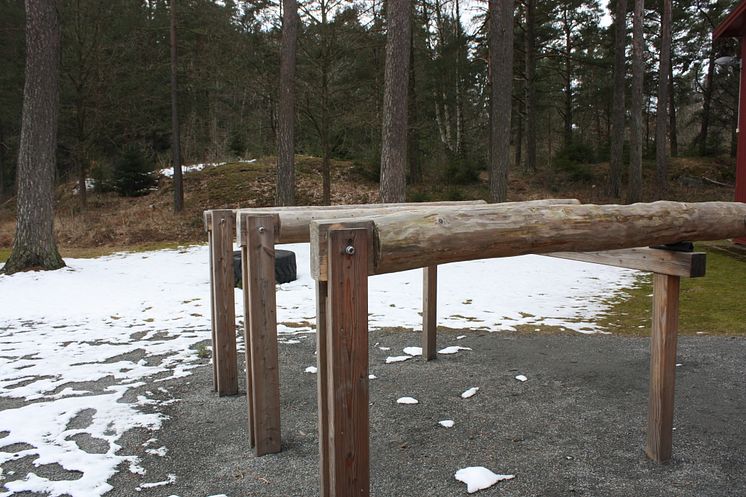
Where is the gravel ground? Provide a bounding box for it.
[5,329,746,497]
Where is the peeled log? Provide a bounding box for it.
[235,200,578,245]
[372,201,746,275]
[310,199,582,280]
[205,200,485,237]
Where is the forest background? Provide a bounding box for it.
[0,0,742,250]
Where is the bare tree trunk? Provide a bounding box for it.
[668,57,678,157]
[276,0,298,206]
[655,0,671,198]
[408,20,421,184]
[489,0,514,202]
[627,0,645,204]
[380,0,411,203]
[3,0,64,274]
[525,0,537,173]
[698,50,715,156]
[0,125,5,199]
[608,0,627,198]
[563,9,573,148]
[171,0,183,212]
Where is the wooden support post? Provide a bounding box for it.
[210,209,238,396]
[240,243,255,448]
[645,273,680,463]
[326,228,370,497]
[242,214,281,456]
[207,227,218,391]
[422,265,437,361]
[316,281,331,497]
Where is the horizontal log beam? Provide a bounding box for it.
[547,248,706,278]
[204,200,486,233]
[364,201,746,277]
[310,199,583,281]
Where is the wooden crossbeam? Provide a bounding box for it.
[548,247,706,278]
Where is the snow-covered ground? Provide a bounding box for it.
[0,244,638,496]
[157,158,255,178]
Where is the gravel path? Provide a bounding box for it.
[93,329,746,497]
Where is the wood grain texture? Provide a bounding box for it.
[371,201,746,276]
[422,266,437,361]
[243,214,282,455]
[316,281,330,497]
[210,210,238,396]
[240,244,255,448]
[326,228,370,497]
[548,248,706,277]
[310,199,582,280]
[205,200,486,238]
[207,230,217,391]
[645,273,680,463]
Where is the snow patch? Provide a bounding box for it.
[439,420,455,428]
[439,346,472,355]
[304,366,318,374]
[461,387,479,399]
[455,466,515,493]
[396,397,418,405]
[385,355,412,364]
[403,346,422,356]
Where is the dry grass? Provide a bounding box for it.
[0,154,737,258]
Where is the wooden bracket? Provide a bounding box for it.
[310,219,375,281]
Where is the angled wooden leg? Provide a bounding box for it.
[316,280,331,497]
[244,214,281,456]
[210,210,238,396]
[422,265,438,361]
[240,244,255,448]
[645,273,680,463]
[326,228,370,497]
[207,228,218,391]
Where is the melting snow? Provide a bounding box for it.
[439,346,472,355]
[461,387,479,399]
[455,466,515,493]
[439,420,455,428]
[396,397,419,405]
[0,242,636,495]
[385,356,412,364]
[403,346,422,356]
[304,366,318,374]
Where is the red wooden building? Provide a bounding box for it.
[714,1,746,244]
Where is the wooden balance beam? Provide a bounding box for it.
[204,199,585,456]
[311,200,746,497]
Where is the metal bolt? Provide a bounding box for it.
[345,245,356,255]
[258,226,265,233]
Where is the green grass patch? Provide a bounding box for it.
[599,243,746,336]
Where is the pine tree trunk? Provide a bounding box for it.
[408,21,421,185]
[563,13,573,148]
[525,0,537,173]
[276,0,298,206]
[3,0,64,274]
[627,0,645,204]
[698,50,715,156]
[654,0,671,198]
[171,0,183,212]
[0,125,6,200]
[608,0,627,198]
[379,0,411,203]
[668,56,678,157]
[489,0,514,203]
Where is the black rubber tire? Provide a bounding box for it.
[232,249,297,288]
[274,249,297,284]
